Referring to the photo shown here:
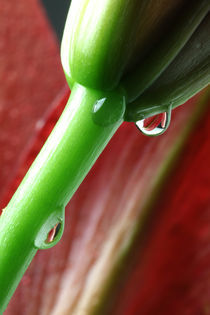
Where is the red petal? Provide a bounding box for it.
[143,113,166,130]
[0,0,66,206]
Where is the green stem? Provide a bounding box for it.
[0,83,124,313]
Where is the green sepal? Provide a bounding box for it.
[125,13,210,121]
[122,0,209,103]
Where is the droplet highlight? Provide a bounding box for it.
[136,106,172,136]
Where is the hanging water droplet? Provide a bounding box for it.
[34,206,65,250]
[136,106,172,136]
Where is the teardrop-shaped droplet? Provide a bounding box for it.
[136,106,172,136]
[92,90,126,126]
[34,206,65,250]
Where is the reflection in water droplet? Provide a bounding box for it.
[136,106,172,136]
[34,207,65,250]
[46,222,62,244]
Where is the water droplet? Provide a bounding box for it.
[136,106,172,136]
[92,90,125,126]
[34,206,65,250]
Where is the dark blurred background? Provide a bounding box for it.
[41,0,71,41]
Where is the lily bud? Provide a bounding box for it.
[61,0,209,121]
[125,13,210,121]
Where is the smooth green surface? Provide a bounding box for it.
[92,88,126,126]
[0,83,124,313]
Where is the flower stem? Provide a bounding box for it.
[0,83,124,313]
